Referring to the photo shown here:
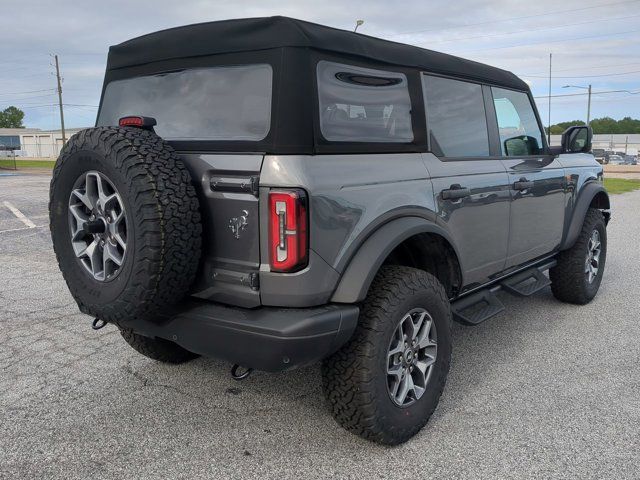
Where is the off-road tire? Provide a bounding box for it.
[49,127,201,326]
[120,328,199,364]
[321,266,452,445]
[550,208,607,304]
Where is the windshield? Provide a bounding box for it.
[97,64,273,141]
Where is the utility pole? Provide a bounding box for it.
[547,53,552,145]
[586,84,592,125]
[54,54,66,144]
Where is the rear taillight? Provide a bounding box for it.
[118,116,157,130]
[268,189,308,272]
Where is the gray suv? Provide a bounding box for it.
[49,17,610,445]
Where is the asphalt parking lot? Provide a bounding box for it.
[1,172,639,479]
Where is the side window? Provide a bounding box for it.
[422,75,490,157]
[316,61,413,143]
[491,87,544,156]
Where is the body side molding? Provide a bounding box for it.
[560,181,610,250]
[331,216,460,303]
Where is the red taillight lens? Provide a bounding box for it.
[118,116,157,129]
[269,189,308,272]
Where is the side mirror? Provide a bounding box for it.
[561,125,592,154]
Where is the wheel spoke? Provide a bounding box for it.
[413,311,428,340]
[104,242,123,267]
[114,233,127,251]
[71,189,94,210]
[103,192,121,210]
[95,174,107,203]
[418,320,436,349]
[69,205,89,240]
[396,374,413,405]
[418,353,435,371]
[388,363,403,379]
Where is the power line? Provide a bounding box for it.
[519,61,640,77]
[0,88,56,97]
[388,0,639,37]
[452,28,640,53]
[534,89,640,99]
[0,94,57,103]
[523,69,640,79]
[423,13,640,45]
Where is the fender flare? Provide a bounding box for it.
[330,216,460,303]
[560,181,610,250]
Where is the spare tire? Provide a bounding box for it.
[49,126,202,326]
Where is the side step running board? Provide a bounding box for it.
[501,267,551,297]
[451,287,504,326]
[452,259,557,326]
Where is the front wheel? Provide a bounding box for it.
[322,266,452,445]
[550,208,607,304]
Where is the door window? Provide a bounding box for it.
[491,87,544,156]
[422,75,490,157]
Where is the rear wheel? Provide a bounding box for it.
[550,208,607,304]
[322,266,452,445]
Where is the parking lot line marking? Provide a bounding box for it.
[2,201,37,228]
[0,224,47,234]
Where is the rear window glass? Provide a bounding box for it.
[97,64,272,141]
[317,61,413,143]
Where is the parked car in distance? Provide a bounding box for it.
[592,148,606,164]
[623,155,637,165]
[608,154,625,165]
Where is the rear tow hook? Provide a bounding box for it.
[91,318,108,330]
[231,364,253,381]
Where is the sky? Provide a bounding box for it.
[0,0,638,130]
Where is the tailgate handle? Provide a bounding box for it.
[210,175,259,197]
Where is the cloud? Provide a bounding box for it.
[1,0,638,128]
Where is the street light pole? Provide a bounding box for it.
[562,84,592,126]
[354,19,364,32]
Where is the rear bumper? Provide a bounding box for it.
[127,300,360,372]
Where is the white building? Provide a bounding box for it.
[2,128,638,158]
[0,127,88,158]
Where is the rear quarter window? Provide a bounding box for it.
[317,61,413,143]
[97,64,273,141]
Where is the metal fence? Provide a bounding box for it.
[1,140,64,159]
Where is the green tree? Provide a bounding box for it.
[0,106,25,128]
[547,117,640,135]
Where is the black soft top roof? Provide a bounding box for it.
[107,16,528,91]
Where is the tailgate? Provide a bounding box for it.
[178,153,263,307]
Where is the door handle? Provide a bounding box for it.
[441,184,471,200]
[513,178,534,191]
